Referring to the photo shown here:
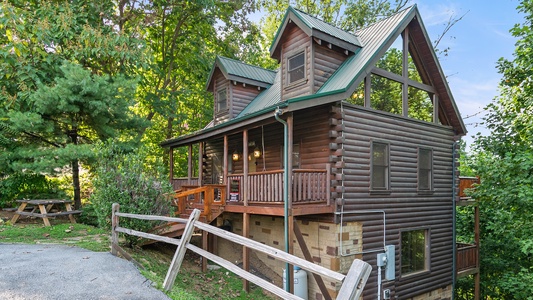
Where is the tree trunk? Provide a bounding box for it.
[69,129,82,210]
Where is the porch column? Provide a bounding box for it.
[187,144,193,184]
[223,135,228,186]
[169,147,174,184]
[198,142,203,186]
[241,130,251,292]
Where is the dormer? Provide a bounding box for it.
[269,7,362,101]
[206,56,276,125]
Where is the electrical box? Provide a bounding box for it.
[384,245,395,280]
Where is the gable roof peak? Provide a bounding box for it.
[270,6,362,60]
[206,56,277,91]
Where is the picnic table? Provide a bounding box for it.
[10,199,82,226]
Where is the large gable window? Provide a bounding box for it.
[217,88,227,112]
[371,142,389,190]
[288,52,305,84]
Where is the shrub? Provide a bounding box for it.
[0,173,68,208]
[90,142,173,246]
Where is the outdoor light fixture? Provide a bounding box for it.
[232,150,240,161]
[253,147,261,158]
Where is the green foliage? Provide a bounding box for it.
[90,142,173,246]
[455,1,533,298]
[0,173,68,208]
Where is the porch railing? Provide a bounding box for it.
[227,168,330,204]
[456,243,478,274]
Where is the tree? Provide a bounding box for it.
[457,0,533,298]
[0,0,145,209]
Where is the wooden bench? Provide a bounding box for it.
[11,199,82,226]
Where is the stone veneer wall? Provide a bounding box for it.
[218,213,363,300]
[410,285,452,300]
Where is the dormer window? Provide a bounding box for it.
[288,52,305,84]
[217,88,227,112]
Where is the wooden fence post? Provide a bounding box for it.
[111,203,119,256]
[163,208,201,291]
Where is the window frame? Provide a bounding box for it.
[216,88,228,113]
[371,141,390,192]
[418,147,433,192]
[400,228,430,277]
[287,51,306,86]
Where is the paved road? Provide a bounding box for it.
[0,244,170,300]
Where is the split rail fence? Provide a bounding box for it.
[110,203,371,300]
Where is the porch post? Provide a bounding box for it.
[223,135,228,186]
[198,142,203,186]
[169,147,174,184]
[187,144,193,184]
[242,129,250,292]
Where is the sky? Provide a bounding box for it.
[411,0,522,146]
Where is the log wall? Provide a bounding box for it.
[313,42,348,92]
[334,103,456,299]
[280,23,312,101]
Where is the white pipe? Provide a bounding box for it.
[377,265,382,300]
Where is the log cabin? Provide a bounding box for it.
[161,5,474,300]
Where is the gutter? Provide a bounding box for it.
[274,107,290,293]
[452,140,459,298]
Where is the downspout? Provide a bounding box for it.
[452,141,459,299]
[274,107,290,292]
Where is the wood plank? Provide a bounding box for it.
[38,204,51,226]
[336,259,372,300]
[15,210,82,218]
[163,209,201,291]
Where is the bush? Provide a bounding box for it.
[90,142,173,246]
[0,173,68,208]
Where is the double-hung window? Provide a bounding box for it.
[288,52,305,84]
[217,89,227,112]
[418,148,432,190]
[371,142,389,190]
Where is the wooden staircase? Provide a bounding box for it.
[145,185,226,244]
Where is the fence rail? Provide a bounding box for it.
[110,203,371,300]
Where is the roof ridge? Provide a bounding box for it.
[356,4,416,33]
[290,6,360,39]
[217,55,277,74]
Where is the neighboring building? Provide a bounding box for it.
[161,5,473,300]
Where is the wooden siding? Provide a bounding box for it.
[313,42,347,93]
[334,104,456,299]
[231,82,262,116]
[281,23,313,101]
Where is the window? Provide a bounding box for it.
[217,89,227,112]
[418,148,433,190]
[288,52,305,84]
[401,229,428,275]
[371,142,389,190]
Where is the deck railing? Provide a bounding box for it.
[457,243,478,274]
[227,168,330,204]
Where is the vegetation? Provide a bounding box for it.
[455,0,533,298]
[90,142,173,246]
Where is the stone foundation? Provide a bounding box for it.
[217,213,363,300]
[411,285,452,300]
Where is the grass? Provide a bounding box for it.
[0,220,274,300]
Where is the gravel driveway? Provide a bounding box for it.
[0,244,170,300]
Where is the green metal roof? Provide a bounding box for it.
[237,70,281,118]
[317,6,415,94]
[206,56,276,91]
